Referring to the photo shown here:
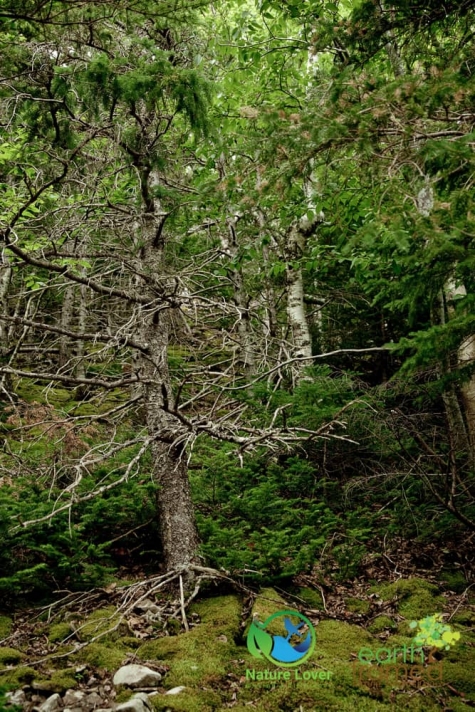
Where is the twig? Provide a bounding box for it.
[179,575,189,632]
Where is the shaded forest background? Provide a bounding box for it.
[1,0,475,603]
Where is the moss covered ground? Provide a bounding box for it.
[1,577,474,710]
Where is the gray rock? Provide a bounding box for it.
[113,665,161,688]
[115,693,152,712]
[63,690,86,706]
[165,686,186,695]
[134,599,160,615]
[85,691,104,708]
[39,693,62,712]
[6,690,26,706]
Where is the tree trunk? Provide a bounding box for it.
[59,285,75,368]
[445,281,475,459]
[0,256,12,395]
[138,169,200,574]
[286,223,312,363]
[75,273,87,380]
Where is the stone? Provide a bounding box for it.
[165,686,186,695]
[134,599,160,615]
[38,693,62,712]
[115,692,152,712]
[6,690,26,706]
[84,691,104,709]
[63,690,86,706]
[112,664,161,688]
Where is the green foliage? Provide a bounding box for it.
[0,474,159,602]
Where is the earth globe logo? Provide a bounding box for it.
[247,610,316,667]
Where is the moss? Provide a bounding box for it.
[76,642,125,670]
[0,666,37,687]
[115,689,136,703]
[33,671,77,694]
[439,570,467,594]
[297,587,325,610]
[368,616,397,634]
[371,578,444,620]
[48,622,72,643]
[0,616,13,640]
[0,648,24,665]
[150,689,222,711]
[346,598,371,615]
[77,605,120,641]
[116,636,143,649]
[452,609,475,625]
[138,595,241,690]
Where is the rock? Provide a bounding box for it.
[63,690,86,706]
[165,686,186,695]
[84,691,104,709]
[134,599,160,615]
[115,692,152,712]
[6,690,26,706]
[38,693,62,712]
[113,664,161,688]
[63,708,83,712]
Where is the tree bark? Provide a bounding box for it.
[138,169,200,574]
[0,255,12,395]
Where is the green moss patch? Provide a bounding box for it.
[368,616,397,634]
[297,587,325,611]
[0,616,13,640]
[0,648,25,666]
[48,622,73,644]
[76,642,125,670]
[151,689,222,711]
[77,606,120,641]
[371,578,445,620]
[0,666,37,687]
[138,595,241,693]
[32,670,78,694]
[346,598,371,615]
[439,570,467,594]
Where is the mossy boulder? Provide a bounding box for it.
[371,578,444,620]
[0,648,24,666]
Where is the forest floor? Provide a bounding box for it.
[1,537,475,712]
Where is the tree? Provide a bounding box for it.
[1,0,360,584]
